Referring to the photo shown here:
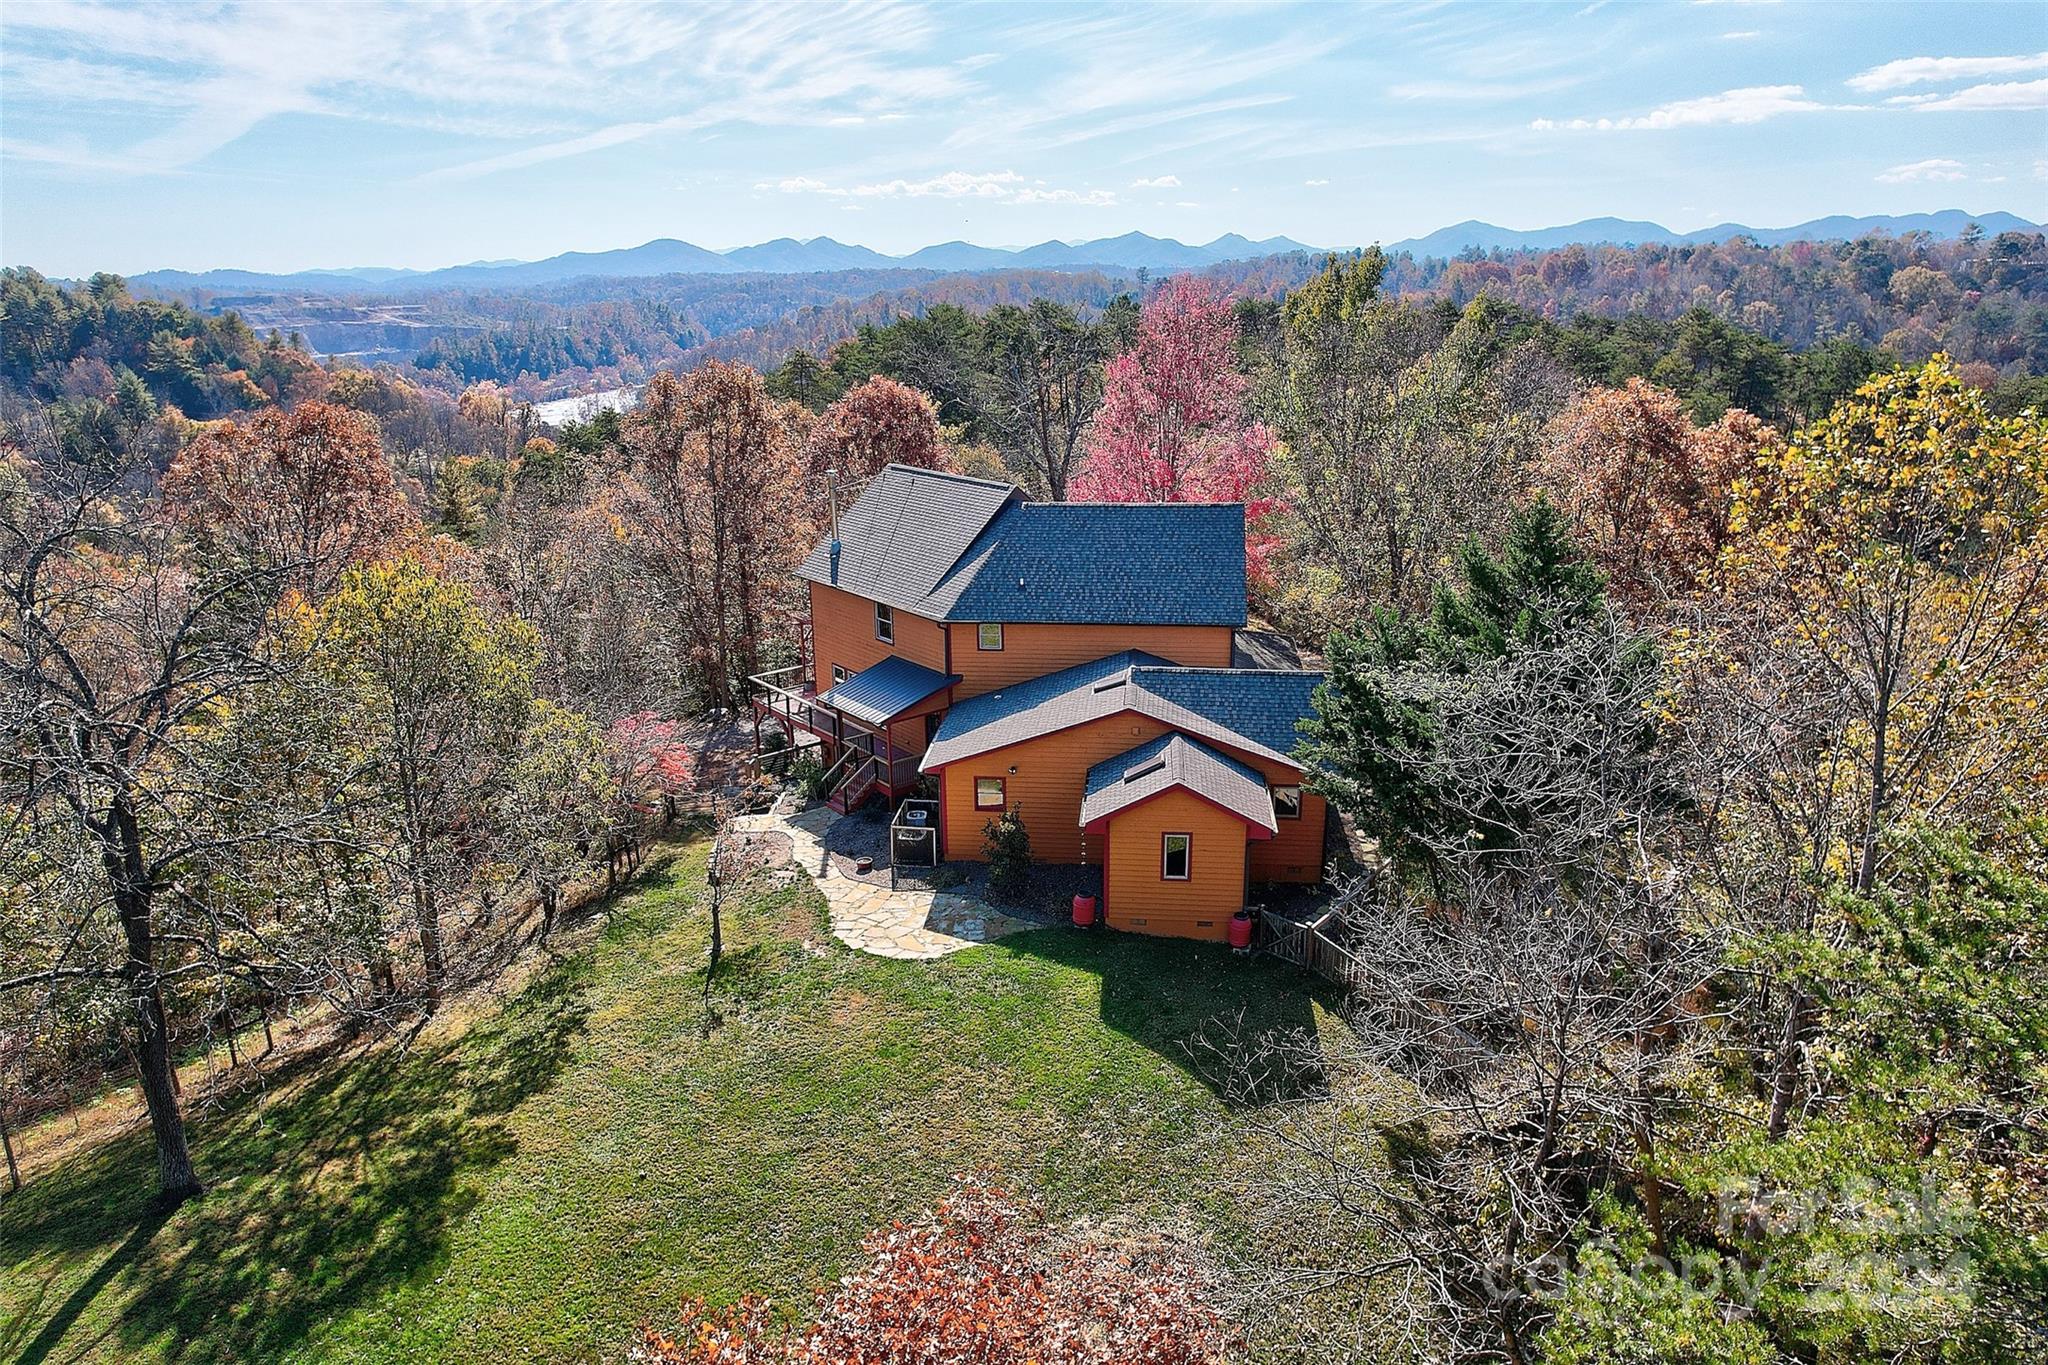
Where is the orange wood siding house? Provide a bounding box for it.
[946,622,1234,696]
[756,463,1332,940]
[932,711,1325,875]
[1099,789,1252,940]
[809,581,947,694]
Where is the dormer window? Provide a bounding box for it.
[977,622,1003,651]
[874,601,894,644]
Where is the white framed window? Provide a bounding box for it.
[874,601,894,643]
[975,776,1006,810]
[1272,785,1303,820]
[831,664,848,685]
[977,622,1004,651]
[1161,832,1192,881]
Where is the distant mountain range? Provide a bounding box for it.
[123,211,2038,295]
[1385,209,2039,257]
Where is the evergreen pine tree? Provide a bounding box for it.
[435,466,485,539]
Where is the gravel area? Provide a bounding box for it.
[820,803,896,884]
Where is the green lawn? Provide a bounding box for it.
[0,837,1391,1363]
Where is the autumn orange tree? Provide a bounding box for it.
[617,363,806,710]
[638,1180,1235,1365]
[804,375,950,498]
[163,399,413,598]
[1535,377,1771,613]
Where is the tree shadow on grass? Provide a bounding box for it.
[0,954,593,1364]
[991,925,1344,1105]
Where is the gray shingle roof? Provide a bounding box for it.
[1081,733,1279,834]
[925,502,1247,626]
[798,465,1248,627]
[1128,667,1325,760]
[798,465,1019,615]
[1232,628,1304,671]
[816,655,958,726]
[919,651,1323,772]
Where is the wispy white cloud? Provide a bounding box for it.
[974,93,1293,158]
[1304,178,1331,187]
[1014,186,1117,205]
[1875,157,1967,183]
[1721,31,1762,41]
[1531,84,1834,131]
[1847,52,2048,92]
[1131,174,1181,188]
[1389,76,1581,101]
[1,0,977,180]
[946,12,1331,155]
[755,168,1116,206]
[1887,78,2048,112]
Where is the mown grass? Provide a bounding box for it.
[0,837,1393,1363]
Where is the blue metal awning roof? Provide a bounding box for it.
[817,655,959,726]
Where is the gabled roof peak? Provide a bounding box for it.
[1081,732,1279,835]
[800,468,1248,627]
[921,650,1322,773]
[873,462,1019,495]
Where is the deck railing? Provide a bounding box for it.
[750,666,837,738]
[749,667,923,803]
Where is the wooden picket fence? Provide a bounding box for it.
[1259,872,1375,990]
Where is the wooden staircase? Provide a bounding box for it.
[827,751,879,814]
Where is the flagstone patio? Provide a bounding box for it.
[735,801,1036,960]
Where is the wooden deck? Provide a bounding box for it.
[749,667,923,811]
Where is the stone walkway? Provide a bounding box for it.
[736,801,1036,960]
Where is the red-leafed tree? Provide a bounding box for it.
[162,399,413,598]
[1072,277,1279,582]
[638,1179,1235,1365]
[804,376,950,498]
[597,711,697,896]
[608,711,697,823]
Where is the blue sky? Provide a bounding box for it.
[3,0,2044,277]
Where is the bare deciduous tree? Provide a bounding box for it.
[0,462,346,1203]
[703,798,773,1001]
[1268,257,1571,624]
[1209,608,1718,1363]
[980,300,1108,501]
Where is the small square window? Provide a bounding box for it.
[1272,786,1302,820]
[1162,833,1191,881]
[977,622,1003,651]
[874,602,894,644]
[831,664,848,685]
[975,776,1006,810]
